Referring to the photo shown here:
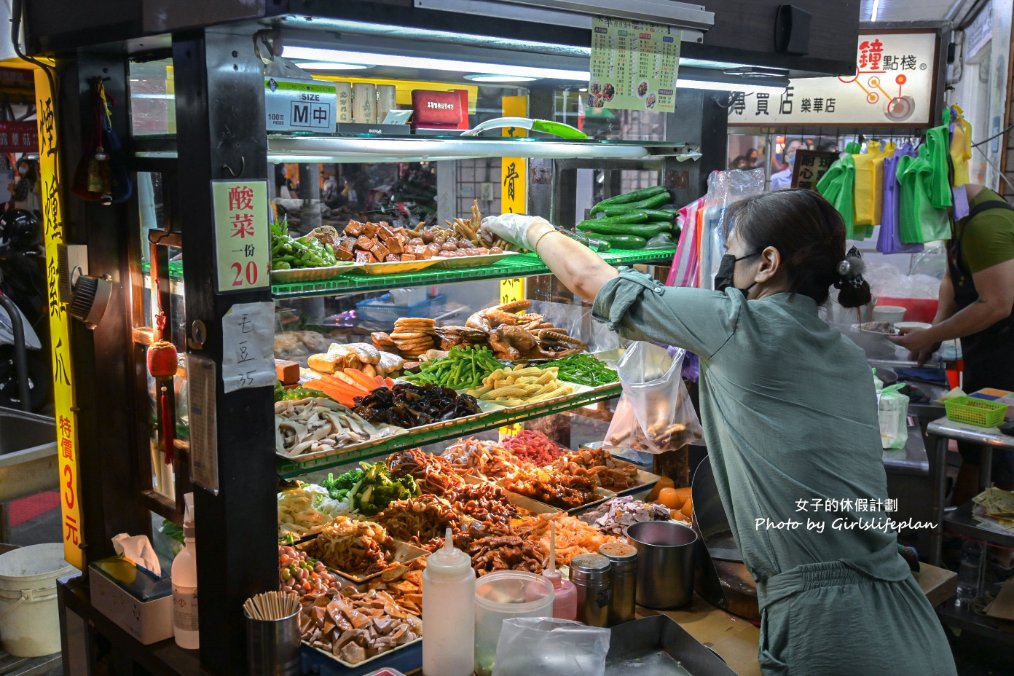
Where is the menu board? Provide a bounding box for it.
[590,17,680,113]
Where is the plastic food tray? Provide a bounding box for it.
[945,396,1009,428]
[434,251,521,269]
[296,537,429,585]
[270,263,358,283]
[355,257,444,275]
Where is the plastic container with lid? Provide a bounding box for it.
[543,522,577,621]
[569,553,612,627]
[599,541,637,625]
[474,571,554,676]
[423,528,476,676]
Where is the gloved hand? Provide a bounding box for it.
[480,214,552,250]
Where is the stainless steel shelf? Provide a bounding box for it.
[943,502,1014,549]
[938,596,1014,646]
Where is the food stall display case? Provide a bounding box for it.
[21,1,860,672]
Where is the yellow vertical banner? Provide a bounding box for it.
[499,95,527,440]
[35,68,83,569]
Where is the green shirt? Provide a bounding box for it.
[959,187,1014,273]
[592,270,903,582]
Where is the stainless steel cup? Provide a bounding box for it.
[625,521,698,609]
[244,608,301,675]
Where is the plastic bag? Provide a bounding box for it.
[666,197,703,288]
[493,618,610,676]
[699,168,765,290]
[604,343,704,454]
[877,384,909,450]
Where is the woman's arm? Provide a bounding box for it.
[527,222,618,301]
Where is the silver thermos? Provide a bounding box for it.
[569,553,612,627]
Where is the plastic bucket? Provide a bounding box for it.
[0,543,76,656]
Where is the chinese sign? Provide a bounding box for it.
[264,77,337,132]
[186,354,219,493]
[729,32,937,126]
[589,16,680,113]
[221,302,275,394]
[35,68,83,569]
[211,180,269,293]
[792,151,839,190]
[0,121,38,152]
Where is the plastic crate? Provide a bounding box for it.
[355,293,445,329]
[944,396,1009,428]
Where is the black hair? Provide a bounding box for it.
[725,189,872,308]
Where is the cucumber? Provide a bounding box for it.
[595,234,647,249]
[590,186,668,214]
[620,192,671,211]
[576,212,649,231]
[597,205,676,219]
[578,220,672,238]
[565,229,611,251]
[646,232,676,248]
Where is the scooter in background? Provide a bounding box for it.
[0,209,50,412]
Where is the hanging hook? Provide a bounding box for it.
[221,155,246,178]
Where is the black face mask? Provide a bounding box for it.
[714,252,760,294]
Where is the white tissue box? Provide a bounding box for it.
[90,557,173,645]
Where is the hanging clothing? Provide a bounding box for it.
[853,151,876,227]
[816,155,867,240]
[949,109,972,187]
[897,145,950,243]
[592,270,956,675]
[877,150,923,254]
[925,125,953,210]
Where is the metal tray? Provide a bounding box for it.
[434,250,522,269]
[270,263,359,283]
[305,635,422,671]
[297,537,429,584]
[606,615,735,675]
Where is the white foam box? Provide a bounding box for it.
[89,557,173,644]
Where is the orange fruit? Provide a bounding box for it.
[648,476,674,501]
[681,497,694,519]
[657,487,683,509]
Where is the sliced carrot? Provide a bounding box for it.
[330,371,362,388]
[344,368,382,391]
[320,373,368,394]
[385,377,395,389]
[304,380,359,407]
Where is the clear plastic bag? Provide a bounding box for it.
[493,618,610,676]
[603,343,704,454]
[877,384,909,450]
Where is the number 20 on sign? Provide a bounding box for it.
[212,180,269,293]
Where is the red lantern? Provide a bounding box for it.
[147,313,178,464]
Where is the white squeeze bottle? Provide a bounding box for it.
[543,521,577,621]
[422,528,475,676]
[172,492,199,649]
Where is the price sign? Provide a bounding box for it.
[499,277,526,306]
[212,180,269,293]
[264,78,337,132]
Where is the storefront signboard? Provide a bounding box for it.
[500,95,527,439]
[589,17,680,113]
[729,31,938,127]
[212,179,269,293]
[35,67,83,569]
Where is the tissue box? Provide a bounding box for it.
[89,557,173,645]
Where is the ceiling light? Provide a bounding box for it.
[282,46,589,81]
[294,62,369,71]
[677,78,787,95]
[464,74,538,83]
[871,0,881,22]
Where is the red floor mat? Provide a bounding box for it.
[7,491,60,527]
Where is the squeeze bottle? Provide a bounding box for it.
[422,528,475,676]
[172,492,199,649]
[543,522,577,621]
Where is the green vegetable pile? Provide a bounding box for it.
[274,382,335,403]
[403,345,503,390]
[541,354,618,387]
[271,219,339,270]
[321,461,419,516]
[576,186,680,250]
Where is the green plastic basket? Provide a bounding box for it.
[944,396,1009,428]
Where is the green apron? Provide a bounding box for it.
[593,269,956,675]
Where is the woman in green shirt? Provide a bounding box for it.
[482,189,956,675]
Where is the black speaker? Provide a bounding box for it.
[774,5,812,55]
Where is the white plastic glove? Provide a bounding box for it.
[480,214,552,250]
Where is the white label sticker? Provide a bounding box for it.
[221,302,275,394]
[173,583,199,631]
[265,77,337,132]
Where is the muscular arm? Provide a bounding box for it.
[933,268,957,324]
[929,259,1014,341]
[528,222,618,301]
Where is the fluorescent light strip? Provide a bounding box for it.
[294,62,369,71]
[282,46,589,81]
[871,0,881,22]
[677,79,786,95]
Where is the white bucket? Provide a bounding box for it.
[0,543,76,656]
